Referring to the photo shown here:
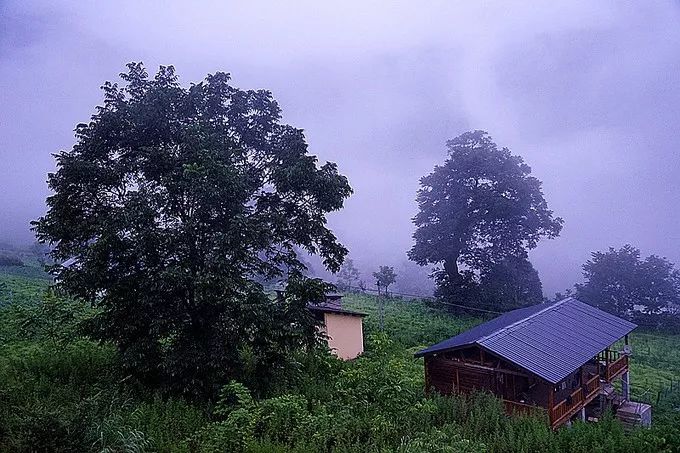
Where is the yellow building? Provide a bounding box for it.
[309,294,366,360]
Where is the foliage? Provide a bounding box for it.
[0,281,7,306]
[343,292,481,348]
[189,332,679,452]
[409,130,562,308]
[15,289,94,346]
[2,276,680,452]
[373,265,397,295]
[335,258,360,291]
[0,274,49,307]
[479,255,544,310]
[0,283,207,452]
[32,63,352,398]
[576,244,680,318]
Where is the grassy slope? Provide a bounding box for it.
[1,277,679,451]
[0,271,50,304]
[4,278,679,399]
[343,292,482,350]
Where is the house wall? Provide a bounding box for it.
[323,312,364,360]
[424,349,552,408]
[552,368,582,403]
[426,354,495,395]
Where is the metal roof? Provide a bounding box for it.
[415,297,637,384]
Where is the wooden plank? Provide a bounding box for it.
[449,360,530,378]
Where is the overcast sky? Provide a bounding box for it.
[2,1,680,296]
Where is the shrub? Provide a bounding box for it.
[399,426,487,453]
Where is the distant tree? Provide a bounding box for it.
[336,258,360,291]
[0,253,23,267]
[392,260,435,296]
[373,266,397,296]
[409,130,562,306]
[551,287,573,302]
[479,254,543,310]
[32,63,352,398]
[576,244,680,317]
[30,241,51,266]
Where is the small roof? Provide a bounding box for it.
[415,297,636,384]
[308,301,367,317]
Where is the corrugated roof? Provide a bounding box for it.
[415,297,637,384]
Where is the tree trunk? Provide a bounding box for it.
[443,255,462,285]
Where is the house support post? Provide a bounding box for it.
[579,407,586,422]
[424,356,430,395]
[621,370,630,401]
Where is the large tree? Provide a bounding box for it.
[479,254,544,310]
[576,244,680,317]
[409,130,562,304]
[33,63,352,397]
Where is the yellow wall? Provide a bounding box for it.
[323,312,364,360]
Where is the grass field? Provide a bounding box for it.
[1,275,680,451]
[0,271,50,304]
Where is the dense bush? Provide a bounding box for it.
[186,333,679,452]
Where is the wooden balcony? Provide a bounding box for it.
[598,349,629,381]
[549,374,601,429]
[607,355,628,381]
[501,374,602,429]
[584,373,601,400]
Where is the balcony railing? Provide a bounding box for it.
[597,350,629,381]
[598,349,620,363]
[549,375,602,428]
[551,387,585,428]
[606,355,628,381]
[584,374,601,400]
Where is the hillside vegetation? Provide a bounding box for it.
[1,275,680,452]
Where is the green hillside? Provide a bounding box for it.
[1,277,679,452]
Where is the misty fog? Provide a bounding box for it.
[2,1,680,296]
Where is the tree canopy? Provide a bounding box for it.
[336,258,360,291]
[576,244,680,318]
[479,255,544,311]
[373,266,397,295]
[33,63,352,397]
[409,130,562,308]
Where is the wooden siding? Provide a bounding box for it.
[426,353,494,395]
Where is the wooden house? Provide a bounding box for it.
[416,297,641,429]
[308,293,366,360]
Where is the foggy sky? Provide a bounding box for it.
[2,1,680,296]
